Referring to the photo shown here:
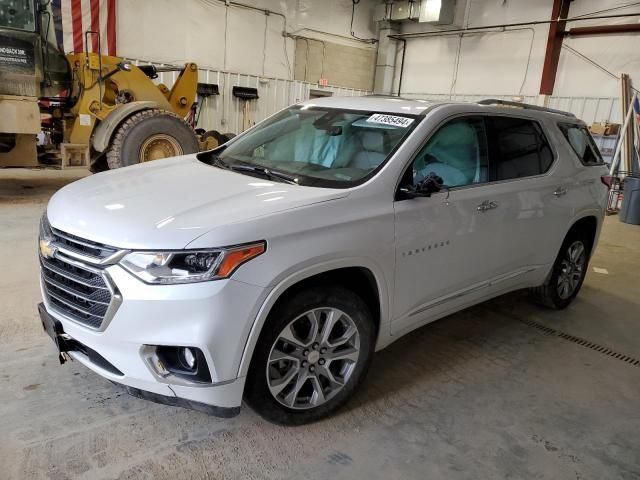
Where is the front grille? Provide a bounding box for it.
[40,217,119,330]
[50,227,119,261]
[41,255,112,329]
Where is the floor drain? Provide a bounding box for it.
[518,318,640,367]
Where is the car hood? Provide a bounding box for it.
[47,156,349,249]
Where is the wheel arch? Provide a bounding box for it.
[566,214,599,255]
[91,101,164,153]
[237,259,390,379]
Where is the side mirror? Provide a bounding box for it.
[400,173,444,199]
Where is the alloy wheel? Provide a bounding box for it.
[266,307,360,410]
[557,240,586,300]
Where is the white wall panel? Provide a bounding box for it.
[117,0,377,80]
[396,0,640,99]
[225,7,268,75]
[453,29,538,95]
[401,35,459,95]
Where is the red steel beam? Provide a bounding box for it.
[540,0,571,95]
[567,23,640,37]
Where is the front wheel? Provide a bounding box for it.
[531,233,590,309]
[245,287,375,425]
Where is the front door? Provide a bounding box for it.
[392,115,505,335]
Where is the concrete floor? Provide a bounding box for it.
[1,168,639,480]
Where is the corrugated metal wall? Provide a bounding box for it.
[545,97,621,126]
[124,58,623,130]
[403,92,622,126]
[126,58,370,135]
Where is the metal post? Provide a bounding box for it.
[540,0,571,95]
[609,92,637,175]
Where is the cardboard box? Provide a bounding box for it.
[590,121,620,136]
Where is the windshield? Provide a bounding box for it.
[207,106,418,188]
[0,0,36,31]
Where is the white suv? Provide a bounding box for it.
[38,97,608,424]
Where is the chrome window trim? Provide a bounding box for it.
[393,111,561,198]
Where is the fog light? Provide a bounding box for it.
[152,353,170,377]
[150,345,212,383]
[182,347,196,369]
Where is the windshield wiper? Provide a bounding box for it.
[228,163,299,185]
[209,156,230,170]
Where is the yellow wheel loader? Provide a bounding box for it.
[0,1,201,172]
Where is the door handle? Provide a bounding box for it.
[477,200,498,212]
[553,187,568,197]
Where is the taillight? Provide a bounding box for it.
[601,175,613,189]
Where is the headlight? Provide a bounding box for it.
[120,241,265,284]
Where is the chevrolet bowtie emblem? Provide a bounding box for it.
[39,239,57,259]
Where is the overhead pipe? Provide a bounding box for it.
[397,37,406,96]
[388,12,640,40]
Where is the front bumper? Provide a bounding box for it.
[40,263,268,415]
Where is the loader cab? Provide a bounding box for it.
[0,0,70,168]
[0,1,37,31]
[0,0,70,98]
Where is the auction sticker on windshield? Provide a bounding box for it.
[367,113,414,128]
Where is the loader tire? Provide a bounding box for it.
[106,109,199,169]
[200,130,223,149]
[201,130,223,142]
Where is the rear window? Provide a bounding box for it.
[558,124,604,166]
[490,117,554,181]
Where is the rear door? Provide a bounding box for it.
[482,115,574,274]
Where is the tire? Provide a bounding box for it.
[89,152,108,173]
[106,109,199,169]
[245,286,375,425]
[200,130,222,149]
[201,129,223,143]
[531,231,591,309]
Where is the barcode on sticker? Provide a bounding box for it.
[367,114,414,128]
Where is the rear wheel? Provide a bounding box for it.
[106,109,199,169]
[245,287,375,425]
[531,232,591,309]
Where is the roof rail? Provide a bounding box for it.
[477,99,576,118]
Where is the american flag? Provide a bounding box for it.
[51,0,117,56]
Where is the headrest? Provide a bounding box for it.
[360,130,385,152]
[432,122,476,147]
